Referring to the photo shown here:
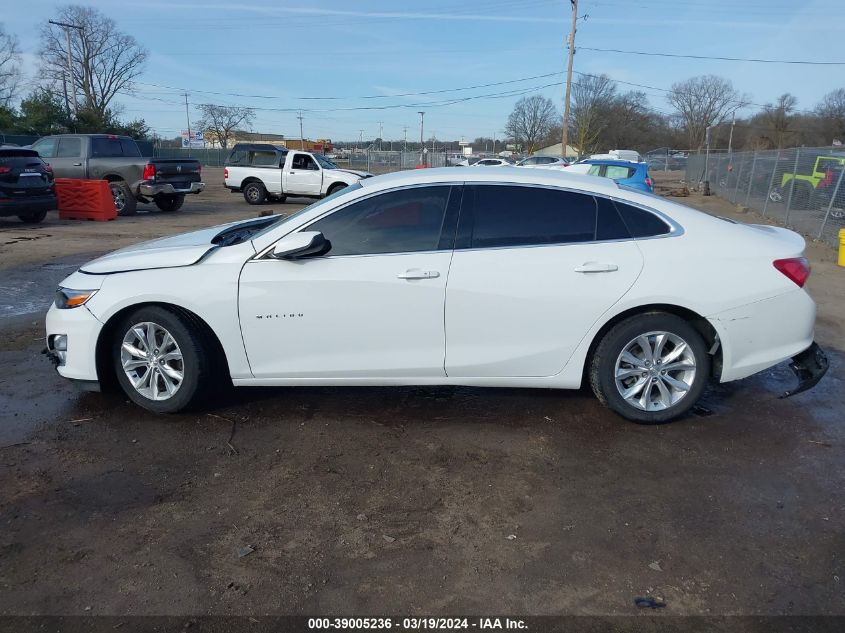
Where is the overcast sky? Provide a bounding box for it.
[5,0,842,143]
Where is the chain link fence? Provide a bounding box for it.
[686,147,845,247]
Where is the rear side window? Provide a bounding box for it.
[587,165,601,176]
[605,165,635,179]
[56,137,81,158]
[614,201,672,237]
[462,185,596,248]
[91,137,123,157]
[227,149,249,165]
[120,138,141,157]
[308,186,452,256]
[251,151,277,166]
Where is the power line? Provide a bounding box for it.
[579,46,845,65]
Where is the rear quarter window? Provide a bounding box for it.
[613,201,672,237]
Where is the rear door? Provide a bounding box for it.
[444,185,643,377]
[283,153,322,196]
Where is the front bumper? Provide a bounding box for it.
[138,181,205,197]
[45,303,103,382]
[0,194,58,217]
[781,342,829,398]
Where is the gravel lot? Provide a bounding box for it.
[0,169,843,616]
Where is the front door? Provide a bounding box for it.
[445,184,643,377]
[47,137,87,179]
[239,185,459,379]
[284,152,322,196]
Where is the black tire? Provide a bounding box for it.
[111,306,217,414]
[589,312,710,424]
[326,183,347,197]
[109,180,137,216]
[18,209,48,223]
[154,194,185,212]
[243,181,267,205]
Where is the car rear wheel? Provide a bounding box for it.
[109,181,137,216]
[112,306,216,413]
[18,209,48,223]
[589,313,710,424]
[154,194,185,212]
[243,182,267,205]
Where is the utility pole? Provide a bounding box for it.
[418,111,425,165]
[49,20,84,117]
[492,130,496,156]
[727,110,736,157]
[358,130,363,153]
[403,125,408,151]
[377,121,383,150]
[297,111,304,149]
[183,93,191,150]
[561,0,578,159]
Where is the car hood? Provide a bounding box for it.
[79,216,270,274]
[328,168,372,178]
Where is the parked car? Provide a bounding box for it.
[472,157,515,167]
[45,167,826,423]
[577,159,654,193]
[516,156,569,169]
[590,150,642,162]
[0,148,57,223]
[223,143,372,205]
[29,134,204,215]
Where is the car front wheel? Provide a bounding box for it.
[112,306,216,413]
[589,313,710,424]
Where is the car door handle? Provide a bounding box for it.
[72,162,82,166]
[574,262,618,273]
[397,269,440,280]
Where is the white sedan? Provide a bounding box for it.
[45,167,827,423]
[516,156,569,169]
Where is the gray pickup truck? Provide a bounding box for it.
[29,134,204,215]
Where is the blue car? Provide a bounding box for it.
[579,159,654,193]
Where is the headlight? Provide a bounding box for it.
[55,288,98,309]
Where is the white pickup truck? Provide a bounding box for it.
[223,143,372,205]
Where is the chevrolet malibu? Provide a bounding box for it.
[45,168,827,423]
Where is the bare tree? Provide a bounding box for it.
[40,6,147,117]
[504,95,558,153]
[760,93,798,149]
[570,74,616,156]
[816,88,845,143]
[0,24,21,107]
[196,104,256,149]
[668,75,744,151]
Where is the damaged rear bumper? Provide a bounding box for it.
[781,342,829,398]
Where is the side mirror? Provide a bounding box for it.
[271,231,330,260]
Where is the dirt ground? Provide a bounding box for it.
[0,169,843,617]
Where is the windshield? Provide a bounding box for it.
[250,181,363,240]
[314,154,339,169]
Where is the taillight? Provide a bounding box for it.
[645,177,653,189]
[773,257,810,287]
[44,163,53,174]
[143,163,156,180]
[223,167,228,179]
[0,166,10,174]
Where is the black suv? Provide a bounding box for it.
[0,148,57,223]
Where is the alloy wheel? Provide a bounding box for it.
[120,322,184,401]
[112,185,126,212]
[614,331,697,412]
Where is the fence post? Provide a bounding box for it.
[733,152,746,203]
[817,167,845,240]
[784,148,801,223]
[761,149,781,217]
[744,151,758,207]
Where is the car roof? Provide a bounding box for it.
[582,159,644,167]
[358,166,620,194]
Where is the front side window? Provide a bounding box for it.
[292,153,318,170]
[587,165,602,176]
[462,185,597,248]
[307,186,452,256]
[521,157,538,165]
[32,138,58,158]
